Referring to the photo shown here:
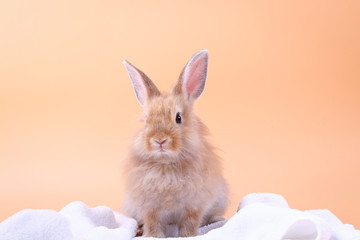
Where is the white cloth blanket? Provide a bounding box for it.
[0,193,359,240]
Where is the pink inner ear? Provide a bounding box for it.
[184,56,207,99]
[133,78,147,103]
[126,63,147,105]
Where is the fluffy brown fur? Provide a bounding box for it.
[122,50,228,238]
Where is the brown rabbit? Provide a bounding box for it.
[122,50,228,238]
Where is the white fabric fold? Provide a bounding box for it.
[0,193,359,240]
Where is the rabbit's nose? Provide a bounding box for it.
[153,138,168,146]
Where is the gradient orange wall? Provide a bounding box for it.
[1,0,359,228]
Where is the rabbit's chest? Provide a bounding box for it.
[142,168,197,191]
[139,166,204,205]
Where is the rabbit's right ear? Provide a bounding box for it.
[123,60,160,106]
[173,50,208,101]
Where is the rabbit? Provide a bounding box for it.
[122,50,228,238]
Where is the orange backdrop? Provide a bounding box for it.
[1,0,359,228]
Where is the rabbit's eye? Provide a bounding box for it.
[176,112,182,124]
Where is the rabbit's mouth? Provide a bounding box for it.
[156,144,168,154]
[151,149,178,160]
[144,133,182,158]
[151,137,170,153]
[150,142,181,159]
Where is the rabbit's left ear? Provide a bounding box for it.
[174,50,208,101]
[123,60,160,106]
